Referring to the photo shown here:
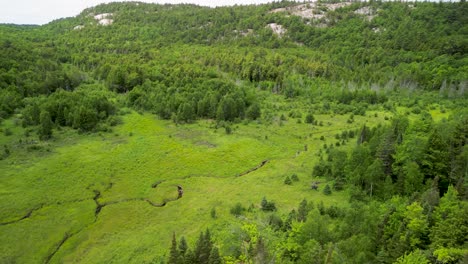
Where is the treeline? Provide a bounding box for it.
[21,84,117,138]
[168,230,222,264]
[164,110,467,263]
[1,1,466,130]
[128,78,260,123]
[168,188,467,263]
[314,110,468,199]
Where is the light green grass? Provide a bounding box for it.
[0,107,385,263]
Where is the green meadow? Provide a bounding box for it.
[0,103,384,263]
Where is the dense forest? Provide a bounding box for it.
[0,1,467,263]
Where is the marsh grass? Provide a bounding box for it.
[0,106,389,262]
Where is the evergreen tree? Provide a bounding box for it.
[194,229,213,264]
[168,233,181,264]
[284,209,297,231]
[424,129,450,194]
[208,247,222,264]
[297,199,309,222]
[179,236,188,258]
[184,249,196,264]
[365,159,386,198]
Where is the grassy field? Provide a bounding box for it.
[0,103,389,263]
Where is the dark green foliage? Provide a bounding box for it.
[246,103,261,120]
[168,233,181,264]
[38,111,53,140]
[297,199,309,222]
[210,208,217,219]
[194,229,214,264]
[284,176,292,185]
[323,184,332,195]
[305,113,315,124]
[268,213,283,231]
[179,236,188,257]
[230,202,245,217]
[291,174,299,182]
[1,145,10,160]
[3,128,12,136]
[208,247,222,264]
[261,197,276,212]
[224,125,232,135]
[284,209,297,231]
[169,230,221,264]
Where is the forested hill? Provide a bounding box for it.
[1,1,467,105]
[0,0,466,128]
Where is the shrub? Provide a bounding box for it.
[210,207,217,219]
[4,128,12,136]
[230,202,245,216]
[305,113,315,124]
[107,115,123,126]
[268,213,283,231]
[291,174,299,182]
[326,205,341,218]
[323,184,332,195]
[284,176,292,185]
[261,197,277,212]
[225,125,232,134]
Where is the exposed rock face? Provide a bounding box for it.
[267,23,286,37]
[94,13,113,26]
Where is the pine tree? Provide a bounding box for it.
[297,199,309,222]
[283,209,297,231]
[323,184,332,195]
[208,247,222,264]
[194,229,213,264]
[179,236,188,258]
[184,249,196,264]
[424,129,450,194]
[168,233,181,264]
